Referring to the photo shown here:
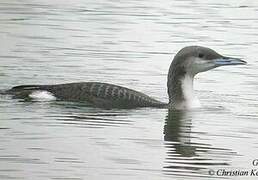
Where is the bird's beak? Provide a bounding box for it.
[213,57,247,67]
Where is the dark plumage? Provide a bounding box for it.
[7,82,166,108]
[5,46,246,109]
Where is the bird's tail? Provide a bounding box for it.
[0,89,7,95]
[4,85,44,95]
[3,85,45,99]
[8,85,42,92]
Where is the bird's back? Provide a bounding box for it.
[7,82,166,109]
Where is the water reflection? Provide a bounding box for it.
[164,110,195,157]
[53,110,133,128]
[163,110,234,177]
[38,101,134,128]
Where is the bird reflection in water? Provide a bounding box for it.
[164,110,195,157]
[163,110,234,177]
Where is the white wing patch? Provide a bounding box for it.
[29,91,56,101]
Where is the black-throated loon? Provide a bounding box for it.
[6,46,246,109]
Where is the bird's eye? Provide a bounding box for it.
[198,53,204,58]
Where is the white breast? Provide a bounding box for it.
[181,75,201,109]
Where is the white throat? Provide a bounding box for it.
[180,75,200,109]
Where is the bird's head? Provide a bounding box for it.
[167,46,247,109]
[171,46,246,76]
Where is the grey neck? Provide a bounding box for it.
[167,63,196,109]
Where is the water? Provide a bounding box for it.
[1,0,258,179]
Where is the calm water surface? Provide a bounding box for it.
[1,0,258,179]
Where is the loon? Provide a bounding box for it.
[6,46,246,109]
